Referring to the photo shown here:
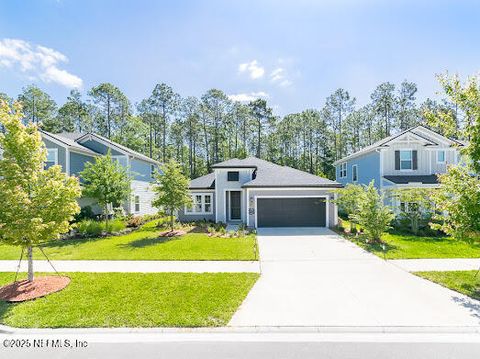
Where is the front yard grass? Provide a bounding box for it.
[0,221,258,261]
[0,272,259,328]
[339,220,480,259]
[415,271,480,301]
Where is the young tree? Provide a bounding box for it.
[431,165,480,239]
[393,188,434,235]
[334,184,365,232]
[0,101,81,282]
[351,182,394,242]
[80,151,132,227]
[152,160,192,231]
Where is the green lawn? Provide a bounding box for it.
[0,272,259,328]
[415,271,480,301]
[339,220,480,259]
[0,221,258,261]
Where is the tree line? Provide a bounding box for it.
[0,78,468,179]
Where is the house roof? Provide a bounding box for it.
[197,157,341,189]
[41,130,98,156]
[333,125,464,165]
[75,132,160,165]
[189,172,216,189]
[383,175,438,185]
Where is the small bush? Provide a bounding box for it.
[76,220,103,236]
[74,205,96,222]
[106,218,126,233]
[127,216,145,228]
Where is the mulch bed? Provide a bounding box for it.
[0,276,71,303]
[158,230,187,237]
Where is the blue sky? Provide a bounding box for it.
[0,0,479,115]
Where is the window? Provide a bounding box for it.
[352,165,358,182]
[437,150,445,163]
[151,164,156,177]
[400,202,418,213]
[339,163,347,178]
[134,195,140,212]
[45,148,58,169]
[227,171,239,181]
[185,193,213,214]
[400,150,413,170]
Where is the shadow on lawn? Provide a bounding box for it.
[119,235,183,248]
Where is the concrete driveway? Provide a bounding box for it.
[229,228,480,327]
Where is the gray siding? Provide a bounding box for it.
[79,139,123,156]
[70,152,95,177]
[43,138,67,172]
[247,188,337,228]
[131,158,156,182]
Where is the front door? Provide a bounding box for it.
[230,191,241,220]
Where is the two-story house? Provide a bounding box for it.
[40,130,160,216]
[334,125,464,209]
[178,157,341,228]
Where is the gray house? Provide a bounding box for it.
[178,157,341,228]
[334,125,464,210]
[40,130,160,216]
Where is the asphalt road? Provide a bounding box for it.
[2,332,480,359]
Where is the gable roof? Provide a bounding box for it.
[75,132,160,165]
[333,125,464,165]
[40,130,98,156]
[189,172,216,189]
[199,157,341,189]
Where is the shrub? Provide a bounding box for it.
[106,218,126,233]
[74,205,96,222]
[76,220,103,236]
[127,216,145,228]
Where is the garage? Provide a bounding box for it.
[256,197,326,227]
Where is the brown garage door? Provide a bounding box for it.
[257,197,326,227]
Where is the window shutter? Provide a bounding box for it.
[412,150,418,170]
[395,150,400,170]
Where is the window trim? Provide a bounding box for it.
[134,195,140,212]
[185,193,213,215]
[399,149,413,171]
[227,171,239,182]
[46,148,58,167]
[339,163,347,178]
[437,150,446,164]
[352,164,358,183]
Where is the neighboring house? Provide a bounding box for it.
[178,157,341,228]
[334,125,464,209]
[40,130,160,216]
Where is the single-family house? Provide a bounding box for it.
[178,157,341,228]
[40,131,160,215]
[334,125,464,209]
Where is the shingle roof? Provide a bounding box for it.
[41,131,98,156]
[76,133,160,165]
[383,175,438,185]
[189,172,216,189]
[207,157,341,188]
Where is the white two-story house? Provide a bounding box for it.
[334,126,465,209]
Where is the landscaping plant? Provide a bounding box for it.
[152,159,192,231]
[350,182,394,243]
[334,183,364,233]
[0,101,81,281]
[80,150,131,228]
[393,188,434,235]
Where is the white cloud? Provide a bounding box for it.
[0,38,83,88]
[228,91,269,103]
[270,67,292,87]
[238,60,265,79]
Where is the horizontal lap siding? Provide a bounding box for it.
[178,192,216,222]
[131,180,156,216]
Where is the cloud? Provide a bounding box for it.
[238,60,265,79]
[228,91,269,103]
[0,38,83,88]
[270,67,292,87]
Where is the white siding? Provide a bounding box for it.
[214,168,253,222]
[130,180,156,216]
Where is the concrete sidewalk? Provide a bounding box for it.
[390,258,480,272]
[0,260,260,273]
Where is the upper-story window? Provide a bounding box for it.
[227,171,239,181]
[437,150,445,163]
[45,148,58,169]
[400,150,413,170]
[339,163,347,178]
[352,165,358,182]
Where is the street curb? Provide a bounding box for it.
[5,325,480,335]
